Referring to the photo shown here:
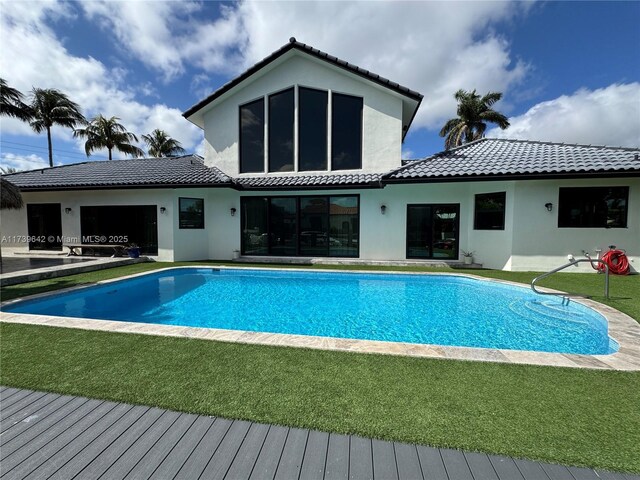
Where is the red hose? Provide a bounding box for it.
[595,249,630,275]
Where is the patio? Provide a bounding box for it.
[2,387,634,480]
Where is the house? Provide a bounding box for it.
[1,39,639,271]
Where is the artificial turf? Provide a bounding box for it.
[1,262,639,472]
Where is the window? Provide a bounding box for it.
[81,205,158,255]
[239,98,265,173]
[407,204,459,259]
[559,187,629,228]
[241,197,269,255]
[240,195,359,257]
[269,197,297,255]
[239,88,365,173]
[474,192,506,230]
[268,88,294,172]
[299,197,329,256]
[179,198,204,229]
[328,196,359,257]
[299,87,328,171]
[331,92,363,170]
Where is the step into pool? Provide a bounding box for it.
[2,268,618,355]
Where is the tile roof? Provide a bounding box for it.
[385,138,640,182]
[183,38,423,127]
[236,173,382,190]
[3,139,636,192]
[2,155,233,190]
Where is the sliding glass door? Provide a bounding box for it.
[241,195,359,257]
[407,204,459,259]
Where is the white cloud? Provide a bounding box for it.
[488,83,640,147]
[401,148,415,160]
[0,0,202,159]
[232,2,529,129]
[1,153,51,172]
[77,1,530,129]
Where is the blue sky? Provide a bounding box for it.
[1,1,638,171]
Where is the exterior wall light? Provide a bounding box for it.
[160,207,167,214]
[380,204,387,214]
[64,207,72,214]
[545,203,553,212]
[230,207,237,216]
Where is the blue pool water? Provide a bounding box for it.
[2,268,617,355]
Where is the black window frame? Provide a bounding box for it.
[558,186,629,228]
[240,194,360,258]
[298,86,328,172]
[331,92,363,171]
[178,197,205,229]
[239,97,265,174]
[268,87,295,173]
[27,203,62,251]
[474,191,506,230]
[80,205,159,255]
[406,203,460,260]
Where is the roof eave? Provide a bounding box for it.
[236,180,383,191]
[14,182,236,192]
[383,169,640,184]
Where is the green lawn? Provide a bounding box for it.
[1,262,639,472]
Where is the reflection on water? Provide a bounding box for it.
[3,268,615,355]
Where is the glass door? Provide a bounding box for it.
[407,204,459,259]
[27,203,62,250]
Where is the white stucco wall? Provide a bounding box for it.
[509,177,640,272]
[170,189,210,262]
[0,189,176,261]
[205,176,638,272]
[200,52,404,176]
[2,176,637,271]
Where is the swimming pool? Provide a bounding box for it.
[2,268,617,355]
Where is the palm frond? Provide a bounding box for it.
[1,177,24,210]
[78,115,144,159]
[480,91,503,108]
[0,78,33,121]
[479,110,510,129]
[143,128,186,157]
[440,89,510,149]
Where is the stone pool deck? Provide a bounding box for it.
[1,387,637,480]
[0,256,150,287]
[1,266,640,371]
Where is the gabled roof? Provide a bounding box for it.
[385,138,640,182]
[2,155,233,191]
[183,38,423,139]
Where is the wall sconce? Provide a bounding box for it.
[64,207,72,214]
[545,203,553,212]
[380,204,387,214]
[230,207,237,216]
[160,207,167,214]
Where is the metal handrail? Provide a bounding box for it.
[531,257,609,304]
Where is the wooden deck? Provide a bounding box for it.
[0,387,636,480]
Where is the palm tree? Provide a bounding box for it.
[0,176,24,272]
[142,129,186,157]
[74,115,145,160]
[29,88,86,167]
[0,78,33,121]
[439,89,510,149]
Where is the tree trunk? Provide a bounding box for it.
[47,126,53,167]
[108,148,112,161]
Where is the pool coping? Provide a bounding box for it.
[2,265,640,371]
